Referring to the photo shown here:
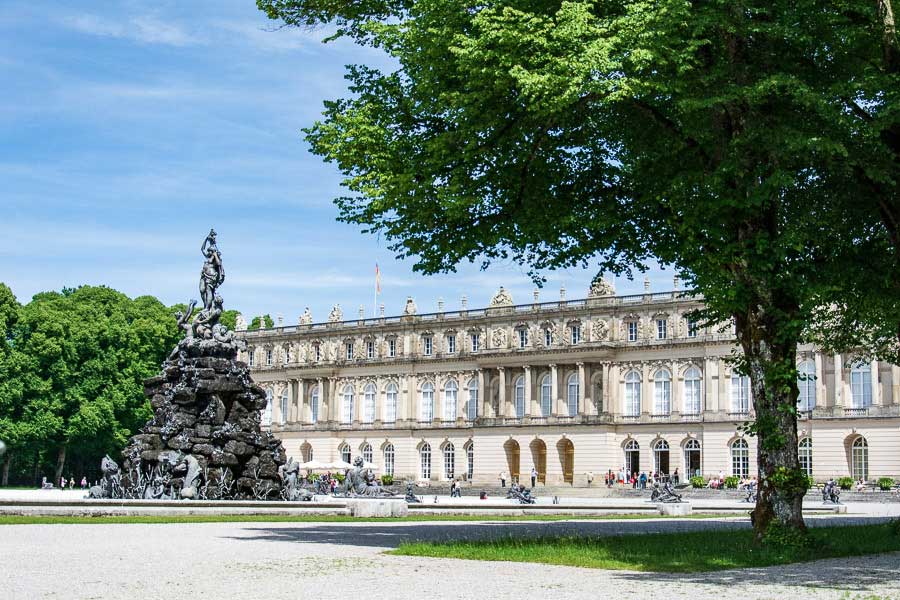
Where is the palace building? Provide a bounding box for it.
[237,279,900,485]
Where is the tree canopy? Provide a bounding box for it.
[259,0,898,542]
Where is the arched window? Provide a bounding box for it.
[653,370,671,415]
[798,438,813,476]
[683,367,702,415]
[385,382,398,423]
[279,389,288,425]
[798,360,816,412]
[851,437,869,480]
[363,383,376,423]
[653,439,670,475]
[383,444,395,476]
[566,373,579,417]
[310,383,320,423]
[443,443,455,480]
[624,439,640,474]
[466,378,478,421]
[465,442,474,480]
[540,374,552,417]
[301,444,313,463]
[361,442,373,464]
[731,438,749,477]
[420,382,434,422]
[684,439,701,477]
[263,389,273,426]
[850,362,873,408]
[731,374,750,413]
[342,385,354,424]
[514,375,526,418]
[624,371,641,417]
[339,443,351,464]
[444,380,458,421]
[420,443,432,480]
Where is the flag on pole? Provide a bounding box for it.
[375,263,382,294]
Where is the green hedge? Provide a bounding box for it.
[838,476,854,490]
[690,476,706,488]
[724,476,740,489]
[877,477,895,491]
[381,474,394,486]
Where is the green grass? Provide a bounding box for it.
[0,512,733,526]
[391,523,900,572]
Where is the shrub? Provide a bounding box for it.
[307,473,320,482]
[838,476,854,490]
[334,472,345,484]
[724,476,740,489]
[877,477,895,491]
[690,476,706,488]
[381,474,394,486]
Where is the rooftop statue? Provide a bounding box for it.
[490,286,514,307]
[588,274,616,298]
[299,307,313,325]
[328,304,343,323]
[403,296,418,315]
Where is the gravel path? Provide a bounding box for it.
[2,517,899,600]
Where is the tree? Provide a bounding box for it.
[248,314,274,330]
[0,283,23,485]
[259,0,896,542]
[9,286,180,483]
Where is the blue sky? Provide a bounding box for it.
[0,0,671,323]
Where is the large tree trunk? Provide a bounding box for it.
[1,453,10,487]
[736,302,807,543]
[54,445,66,484]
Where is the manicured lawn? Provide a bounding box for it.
[391,523,900,572]
[0,512,731,525]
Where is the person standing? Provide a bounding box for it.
[586,471,594,487]
[530,467,538,488]
[80,476,87,490]
[68,477,75,490]
[673,468,680,486]
[499,471,507,488]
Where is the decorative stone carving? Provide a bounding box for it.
[403,296,418,315]
[676,316,687,338]
[340,456,394,497]
[328,304,343,323]
[592,319,609,341]
[588,275,616,298]
[299,307,313,325]
[492,328,507,349]
[235,314,247,331]
[490,286,514,307]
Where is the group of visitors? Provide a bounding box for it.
[706,470,728,489]
[602,468,680,489]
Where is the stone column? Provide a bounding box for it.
[577,362,586,415]
[497,367,507,417]
[833,354,843,408]
[457,373,467,420]
[892,364,900,407]
[402,374,414,422]
[871,359,881,406]
[523,365,533,416]
[327,377,338,422]
[814,353,826,409]
[295,379,304,423]
[314,378,323,423]
[273,383,285,426]
[609,363,620,415]
[671,360,681,414]
[550,364,560,415]
[477,368,488,418]
[717,359,728,413]
[641,362,651,415]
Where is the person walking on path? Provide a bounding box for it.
[530,467,537,488]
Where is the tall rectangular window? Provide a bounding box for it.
[310,385,319,423]
[423,336,433,356]
[266,350,273,366]
[345,343,354,361]
[518,329,528,348]
[570,325,581,345]
[657,319,667,340]
[248,351,255,367]
[366,340,374,359]
[628,321,638,342]
[544,328,552,347]
[687,317,699,338]
[388,338,396,358]
[447,334,456,353]
[314,344,321,362]
[471,333,480,352]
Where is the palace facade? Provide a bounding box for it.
[237,281,900,485]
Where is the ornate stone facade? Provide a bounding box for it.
[239,288,900,485]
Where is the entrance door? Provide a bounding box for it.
[530,439,547,484]
[624,440,640,475]
[504,439,520,482]
[558,438,574,484]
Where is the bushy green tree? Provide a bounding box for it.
[248,314,274,330]
[259,0,898,542]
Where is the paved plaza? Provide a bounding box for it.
[2,511,899,600]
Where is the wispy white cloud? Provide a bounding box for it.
[61,14,203,47]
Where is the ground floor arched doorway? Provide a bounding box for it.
[503,439,520,482]
[557,438,574,484]
[529,439,547,484]
[624,439,640,476]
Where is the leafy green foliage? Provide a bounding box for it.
[877,477,895,491]
[838,477,855,490]
[723,476,740,489]
[0,284,181,485]
[248,314,274,331]
[381,473,394,486]
[689,476,706,489]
